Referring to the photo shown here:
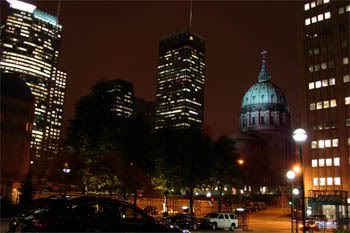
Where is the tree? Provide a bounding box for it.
[209,136,240,211]
[152,127,213,214]
[18,170,34,208]
[65,80,154,197]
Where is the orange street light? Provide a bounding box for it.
[293,165,301,174]
[237,159,244,165]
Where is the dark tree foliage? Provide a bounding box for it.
[152,127,213,214]
[209,136,240,211]
[64,80,153,197]
[18,170,34,208]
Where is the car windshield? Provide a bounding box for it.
[205,213,218,218]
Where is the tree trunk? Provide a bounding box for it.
[133,190,137,206]
[189,187,194,214]
[218,186,223,212]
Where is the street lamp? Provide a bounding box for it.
[287,170,296,233]
[292,128,307,233]
[62,162,71,197]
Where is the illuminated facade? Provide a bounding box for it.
[301,0,349,224]
[0,0,67,161]
[155,31,205,130]
[232,52,294,193]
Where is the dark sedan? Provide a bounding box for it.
[7,196,182,232]
[166,213,201,230]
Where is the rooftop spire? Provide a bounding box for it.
[258,50,271,82]
[188,0,193,30]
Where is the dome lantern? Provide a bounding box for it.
[258,50,271,82]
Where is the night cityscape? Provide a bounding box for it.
[0,0,349,232]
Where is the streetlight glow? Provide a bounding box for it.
[292,128,308,143]
[293,188,300,196]
[293,165,301,174]
[286,170,296,180]
[237,159,244,165]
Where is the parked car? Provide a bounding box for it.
[245,202,256,212]
[7,196,182,232]
[255,202,266,211]
[166,213,201,230]
[203,212,239,231]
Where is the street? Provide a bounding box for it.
[196,207,290,233]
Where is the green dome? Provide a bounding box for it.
[241,53,288,112]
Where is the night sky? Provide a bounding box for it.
[2,1,304,138]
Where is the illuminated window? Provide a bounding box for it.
[316,102,322,109]
[334,177,341,185]
[329,78,335,85]
[327,177,333,185]
[315,81,322,88]
[312,16,317,23]
[305,18,311,25]
[313,178,318,186]
[319,159,325,167]
[305,3,310,10]
[318,140,325,148]
[311,141,317,148]
[321,62,327,70]
[325,139,331,147]
[320,177,326,186]
[323,0,329,3]
[309,65,314,72]
[330,99,337,107]
[322,79,328,86]
[339,7,345,14]
[343,57,349,65]
[309,82,315,89]
[318,14,324,21]
[314,48,320,54]
[344,75,350,83]
[332,139,339,147]
[347,5,350,12]
[312,159,318,167]
[310,103,316,111]
[323,101,329,108]
[324,12,331,19]
[315,64,320,71]
[345,97,350,105]
[311,2,316,8]
[334,157,340,166]
[326,158,332,166]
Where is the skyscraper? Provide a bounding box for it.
[0,0,67,161]
[94,79,135,118]
[155,31,205,130]
[301,0,349,224]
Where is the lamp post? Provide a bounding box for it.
[292,128,307,233]
[62,162,71,197]
[287,170,296,233]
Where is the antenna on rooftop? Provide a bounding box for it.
[56,0,62,23]
[189,0,192,30]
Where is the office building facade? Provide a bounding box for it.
[301,0,349,225]
[94,79,135,118]
[155,31,205,130]
[0,0,67,161]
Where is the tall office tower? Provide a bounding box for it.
[0,0,67,161]
[301,0,349,224]
[154,31,205,130]
[94,79,135,118]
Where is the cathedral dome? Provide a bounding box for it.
[240,51,290,132]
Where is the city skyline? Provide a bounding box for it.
[1,0,302,138]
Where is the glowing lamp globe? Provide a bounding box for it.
[293,128,308,143]
[286,170,296,180]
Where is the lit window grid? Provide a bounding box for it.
[308,78,335,89]
[312,177,341,186]
[305,11,331,25]
[311,138,339,148]
[309,99,337,110]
